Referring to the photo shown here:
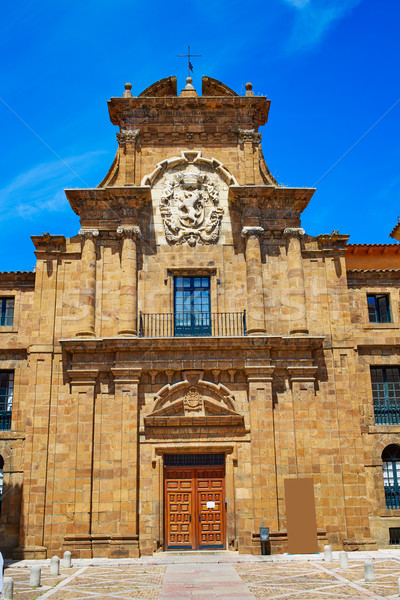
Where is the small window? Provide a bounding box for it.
[371,367,400,424]
[0,298,14,327]
[367,294,391,323]
[0,371,13,431]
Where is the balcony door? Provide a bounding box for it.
[174,276,211,337]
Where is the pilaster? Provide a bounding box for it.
[109,368,142,557]
[117,129,139,185]
[245,364,277,553]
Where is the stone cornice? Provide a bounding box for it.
[107,96,270,131]
[229,186,315,215]
[65,186,151,224]
[31,235,66,254]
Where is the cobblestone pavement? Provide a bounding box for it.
[4,553,400,600]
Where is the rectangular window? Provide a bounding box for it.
[371,366,400,424]
[367,294,391,323]
[0,371,13,431]
[174,276,211,337]
[0,298,14,327]
[389,528,400,544]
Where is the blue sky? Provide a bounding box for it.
[1,0,399,271]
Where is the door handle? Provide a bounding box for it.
[189,514,191,522]
[199,515,201,522]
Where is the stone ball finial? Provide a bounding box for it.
[123,82,133,98]
[186,77,193,85]
[245,82,253,91]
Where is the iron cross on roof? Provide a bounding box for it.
[177,44,201,77]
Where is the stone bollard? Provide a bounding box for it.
[62,551,72,568]
[29,565,41,587]
[50,556,60,576]
[3,577,13,600]
[323,545,332,562]
[339,551,349,569]
[364,559,375,582]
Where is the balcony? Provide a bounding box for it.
[139,311,247,338]
[385,486,400,509]
[374,405,400,425]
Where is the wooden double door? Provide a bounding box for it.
[164,465,225,550]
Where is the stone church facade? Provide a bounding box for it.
[0,75,399,558]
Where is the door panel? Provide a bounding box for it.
[164,465,225,550]
[197,468,225,549]
[165,469,194,549]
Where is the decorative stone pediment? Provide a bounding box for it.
[144,377,244,427]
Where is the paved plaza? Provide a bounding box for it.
[4,551,400,600]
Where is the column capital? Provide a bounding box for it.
[245,365,275,381]
[238,128,262,145]
[283,227,305,239]
[117,225,141,240]
[116,129,139,145]
[241,226,264,239]
[111,368,142,384]
[78,228,99,240]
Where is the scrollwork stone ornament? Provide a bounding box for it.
[78,228,99,240]
[283,227,306,239]
[241,226,264,239]
[160,170,224,246]
[116,225,141,240]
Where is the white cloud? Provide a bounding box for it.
[282,0,363,50]
[0,151,105,221]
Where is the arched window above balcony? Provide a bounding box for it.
[382,444,400,509]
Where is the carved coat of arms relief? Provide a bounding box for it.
[160,170,224,246]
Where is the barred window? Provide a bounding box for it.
[371,367,400,425]
[0,298,14,327]
[382,445,400,510]
[0,371,14,431]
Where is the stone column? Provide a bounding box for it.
[117,226,141,336]
[76,229,99,338]
[242,226,266,335]
[283,228,308,335]
[246,365,278,553]
[109,368,141,557]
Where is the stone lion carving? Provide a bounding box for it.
[160,170,224,246]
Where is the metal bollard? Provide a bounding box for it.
[29,565,41,587]
[323,545,332,562]
[62,551,72,568]
[50,556,60,576]
[339,550,348,569]
[3,577,13,600]
[364,559,375,582]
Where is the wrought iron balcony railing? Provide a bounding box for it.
[385,486,400,509]
[139,311,247,338]
[374,405,400,425]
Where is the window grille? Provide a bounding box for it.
[0,298,14,327]
[0,371,13,431]
[164,454,225,467]
[367,294,391,323]
[371,367,400,424]
[382,445,400,509]
[389,528,400,544]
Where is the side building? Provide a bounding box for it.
[0,75,399,558]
